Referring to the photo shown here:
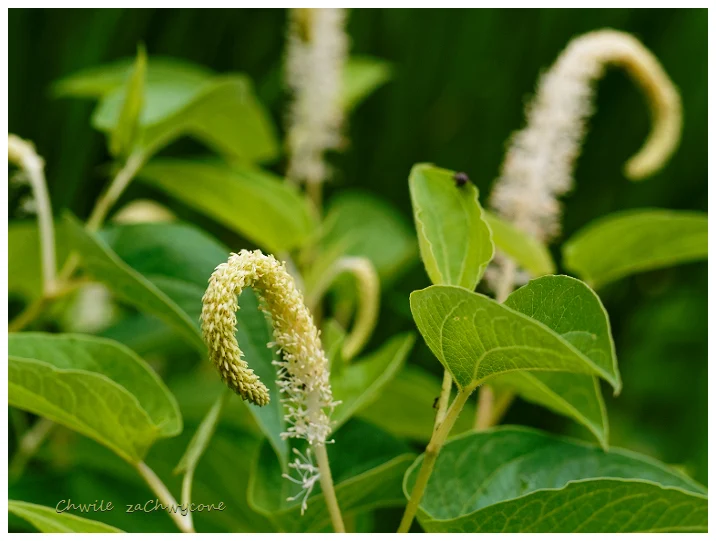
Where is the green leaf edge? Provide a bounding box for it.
[8,500,125,533]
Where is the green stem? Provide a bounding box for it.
[86,151,145,232]
[135,461,195,533]
[314,443,345,533]
[398,388,472,533]
[9,417,55,482]
[435,370,452,426]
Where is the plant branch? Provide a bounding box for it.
[8,279,87,332]
[86,151,146,232]
[398,387,472,533]
[135,461,195,533]
[314,443,345,533]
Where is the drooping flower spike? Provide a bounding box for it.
[490,29,682,244]
[201,250,336,445]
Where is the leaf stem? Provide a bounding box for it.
[8,279,87,332]
[398,387,472,533]
[314,443,346,533]
[86,151,146,232]
[9,417,55,482]
[135,461,195,533]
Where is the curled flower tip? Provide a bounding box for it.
[489,29,682,242]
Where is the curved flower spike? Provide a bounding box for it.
[201,249,335,445]
[490,29,682,243]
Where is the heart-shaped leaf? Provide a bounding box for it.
[68,217,289,463]
[483,211,555,276]
[138,159,316,254]
[331,333,415,430]
[563,209,708,288]
[409,163,494,289]
[410,278,621,392]
[405,427,707,533]
[249,419,416,533]
[9,333,182,463]
[9,500,124,533]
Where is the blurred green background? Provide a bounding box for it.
[9,4,707,506]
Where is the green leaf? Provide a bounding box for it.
[406,427,707,533]
[249,419,416,533]
[94,75,278,163]
[138,159,316,253]
[9,500,124,533]
[52,56,212,99]
[318,191,418,284]
[483,211,555,276]
[8,333,182,463]
[409,163,494,289]
[491,372,607,448]
[64,213,205,352]
[358,365,477,442]
[497,274,618,447]
[332,333,415,430]
[409,277,621,392]
[109,44,146,157]
[563,209,708,288]
[342,56,391,111]
[98,220,289,464]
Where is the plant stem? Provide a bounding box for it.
[181,467,195,532]
[9,417,55,481]
[398,388,472,533]
[313,443,345,533]
[435,370,452,426]
[135,461,195,533]
[8,279,86,332]
[86,151,145,232]
[474,255,518,428]
[474,384,495,430]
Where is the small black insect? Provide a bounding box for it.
[453,172,470,187]
[432,396,440,409]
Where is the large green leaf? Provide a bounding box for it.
[563,209,708,288]
[109,44,146,157]
[492,372,607,448]
[358,365,477,442]
[483,211,555,276]
[249,419,415,533]
[318,191,418,284]
[52,56,212,99]
[94,75,278,163]
[342,56,391,111]
[405,427,707,533]
[409,164,494,289]
[8,333,182,463]
[138,159,316,253]
[98,220,290,463]
[64,213,204,352]
[409,279,621,392]
[496,274,617,447]
[9,501,124,533]
[331,333,415,430]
